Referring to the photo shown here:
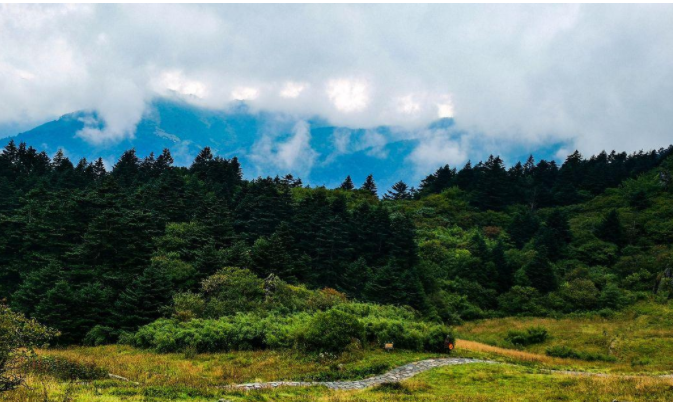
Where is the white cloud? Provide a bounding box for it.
[408,131,469,174]
[250,120,318,175]
[155,71,206,98]
[0,4,672,160]
[437,103,454,119]
[280,82,307,98]
[326,78,370,113]
[396,95,422,115]
[231,87,259,101]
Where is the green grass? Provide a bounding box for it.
[456,301,673,373]
[12,363,673,401]
[6,301,673,401]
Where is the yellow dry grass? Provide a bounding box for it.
[455,338,577,366]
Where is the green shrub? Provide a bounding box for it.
[505,326,548,346]
[302,310,365,353]
[84,325,119,346]
[545,345,616,362]
[128,307,452,354]
[1,304,57,392]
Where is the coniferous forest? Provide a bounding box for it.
[2,139,673,346]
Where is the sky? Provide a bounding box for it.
[1,4,673,174]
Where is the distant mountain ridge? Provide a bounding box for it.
[6,97,559,192]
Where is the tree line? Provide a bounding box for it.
[1,139,672,343]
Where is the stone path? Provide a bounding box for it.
[229,358,493,391]
[226,358,673,392]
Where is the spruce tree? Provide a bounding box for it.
[361,174,377,196]
[595,209,626,248]
[384,180,411,200]
[524,251,558,293]
[339,175,355,190]
[113,267,172,331]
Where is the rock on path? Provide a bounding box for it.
[229,358,493,391]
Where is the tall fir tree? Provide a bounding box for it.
[361,174,378,196]
[339,175,355,190]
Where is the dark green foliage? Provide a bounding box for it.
[361,174,377,195]
[129,307,452,354]
[545,345,616,362]
[113,266,173,331]
[498,286,545,315]
[524,252,558,293]
[303,309,365,353]
[505,326,548,346]
[383,181,411,200]
[595,210,626,248]
[1,139,672,345]
[1,304,57,392]
[508,210,540,248]
[339,175,355,190]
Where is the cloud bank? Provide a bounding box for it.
[1,4,673,170]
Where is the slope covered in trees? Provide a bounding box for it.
[1,139,672,344]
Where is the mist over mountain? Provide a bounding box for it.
[7,98,568,193]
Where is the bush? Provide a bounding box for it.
[498,286,546,315]
[84,325,119,346]
[171,292,206,321]
[302,310,365,353]
[545,345,616,362]
[1,304,57,392]
[128,307,453,354]
[505,326,548,346]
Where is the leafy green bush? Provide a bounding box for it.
[545,345,616,362]
[84,325,119,346]
[1,304,57,392]
[128,307,453,354]
[505,326,548,346]
[302,310,365,353]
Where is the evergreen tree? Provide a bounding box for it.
[595,209,626,248]
[112,149,140,187]
[524,251,558,293]
[508,210,540,248]
[361,174,377,196]
[384,180,411,200]
[492,240,512,293]
[339,175,355,190]
[112,266,173,331]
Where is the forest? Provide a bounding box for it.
[1,139,673,349]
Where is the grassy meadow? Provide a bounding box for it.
[456,301,673,373]
[5,301,673,402]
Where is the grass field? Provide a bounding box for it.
[456,301,673,373]
[5,301,673,401]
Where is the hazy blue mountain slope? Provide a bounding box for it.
[8,97,563,192]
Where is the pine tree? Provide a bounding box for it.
[524,251,558,293]
[92,158,106,180]
[112,267,173,331]
[155,148,174,171]
[112,149,140,187]
[595,209,625,247]
[508,210,540,248]
[361,174,377,196]
[492,240,512,293]
[339,175,355,190]
[384,180,411,200]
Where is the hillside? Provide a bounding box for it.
[2,139,673,401]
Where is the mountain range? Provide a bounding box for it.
[4,97,562,192]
